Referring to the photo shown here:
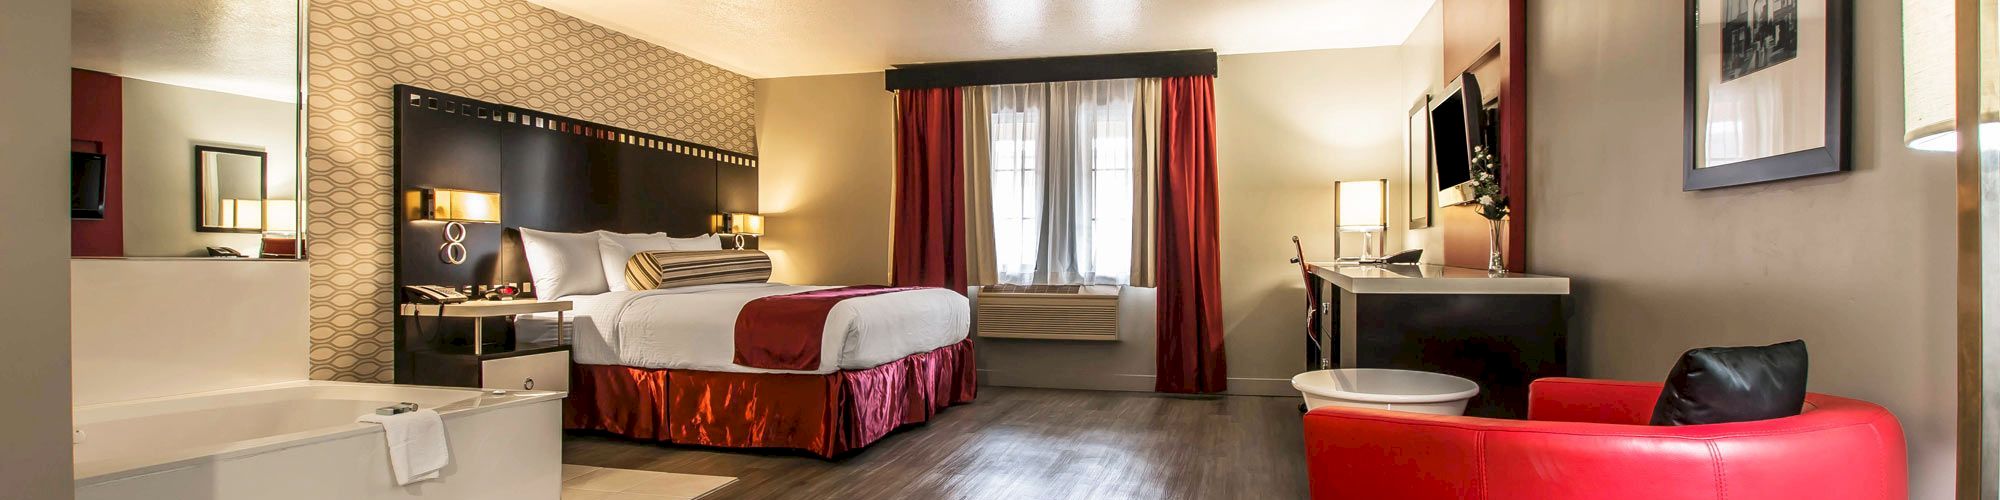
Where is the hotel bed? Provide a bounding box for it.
[508,229,977,458]
[390,87,972,458]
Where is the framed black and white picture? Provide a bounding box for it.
[1683,0,1851,190]
[1406,96,1432,229]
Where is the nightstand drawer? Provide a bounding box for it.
[481,351,568,391]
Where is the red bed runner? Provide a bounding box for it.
[733,285,925,370]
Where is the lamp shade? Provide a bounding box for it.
[1335,179,1387,230]
[421,188,501,223]
[719,213,764,236]
[1904,0,1998,151]
[264,199,297,232]
[231,199,263,230]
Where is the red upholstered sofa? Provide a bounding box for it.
[1302,377,1907,499]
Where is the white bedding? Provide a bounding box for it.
[524,283,969,374]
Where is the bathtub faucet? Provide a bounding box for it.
[374,402,420,416]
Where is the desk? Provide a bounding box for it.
[1307,263,1570,418]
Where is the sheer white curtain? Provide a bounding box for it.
[985,79,1137,285]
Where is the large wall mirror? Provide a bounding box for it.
[70,0,303,259]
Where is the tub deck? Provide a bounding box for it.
[73,380,562,487]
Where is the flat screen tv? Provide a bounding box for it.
[1430,72,1485,207]
[72,151,107,219]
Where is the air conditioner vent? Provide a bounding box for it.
[975,287,1119,341]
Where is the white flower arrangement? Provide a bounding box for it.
[1469,145,1508,221]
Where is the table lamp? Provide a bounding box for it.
[1334,179,1388,261]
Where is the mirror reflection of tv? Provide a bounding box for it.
[1430,72,1485,207]
[73,151,107,219]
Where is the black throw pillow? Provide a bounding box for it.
[1649,340,1808,426]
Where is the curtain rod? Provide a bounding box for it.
[884,49,1217,91]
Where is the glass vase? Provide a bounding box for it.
[1487,218,1506,275]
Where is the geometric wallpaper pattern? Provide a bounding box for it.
[306,0,755,381]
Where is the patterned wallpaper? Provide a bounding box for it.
[307,0,756,381]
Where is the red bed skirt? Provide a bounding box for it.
[565,339,977,458]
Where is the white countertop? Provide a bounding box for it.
[1307,263,1571,295]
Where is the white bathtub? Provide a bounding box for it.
[73,381,565,500]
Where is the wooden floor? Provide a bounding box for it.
[562,386,1309,500]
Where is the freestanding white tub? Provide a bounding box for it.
[73,380,564,500]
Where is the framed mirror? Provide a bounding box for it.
[194,146,268,234]
[1406,96,1433,230]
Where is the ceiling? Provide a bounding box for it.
[73,0,298,103]
[525,0,1439,79]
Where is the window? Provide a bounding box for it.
[985,79,1138,285]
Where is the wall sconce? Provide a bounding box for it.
[416,188,501,264]
[713,212,764,250]
[1334,179,1388,261]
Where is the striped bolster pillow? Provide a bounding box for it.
[624,250,772,291]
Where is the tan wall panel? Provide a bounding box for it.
[753,72,895,286]
[0,0,75,495]
[72,259,310,406]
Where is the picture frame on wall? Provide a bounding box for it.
[1683,0,1851,190]
[1406,96,1433,229]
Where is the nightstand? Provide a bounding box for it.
[396,299,573,391]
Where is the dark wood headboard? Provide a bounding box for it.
[392,84,758,292]
[390,85,756,384]
[392,85,756,292]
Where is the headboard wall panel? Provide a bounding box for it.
[396,84,756,290]
[393,83,756,316]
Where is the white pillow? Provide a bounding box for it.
[598,232,680,292]
[519,228,609,299]
[668,234,724,251]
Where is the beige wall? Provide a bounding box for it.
[122,78,298,257]
[0,0,75,495]
[306,0,758,382]
[754,72,895,286]
[1526,0,1954,497]
[1215,43,1440,394]
[70,259,310,406]
[1401,6,1449,258]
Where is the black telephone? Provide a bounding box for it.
[1380,248,1423,264]
[404,285,469,305]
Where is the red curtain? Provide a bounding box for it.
[1156,76,1227,394]
[891,88,967,293]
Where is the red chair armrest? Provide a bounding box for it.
[1527,377,1662,424]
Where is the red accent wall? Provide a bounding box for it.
[1439,0,1528,272]
[72,69,123,257]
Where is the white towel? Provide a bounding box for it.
[357,409,450,485]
